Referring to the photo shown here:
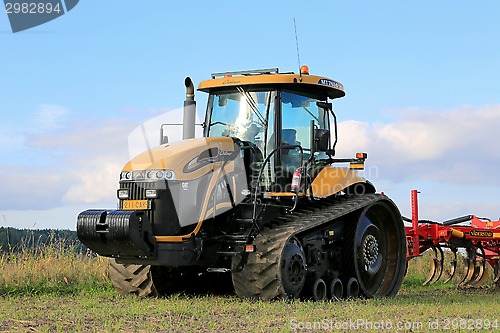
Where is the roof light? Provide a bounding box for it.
[300,65,309,75]
[356,152,367,159]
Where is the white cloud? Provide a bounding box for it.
[0,112,136,211]
[4,108,194,207]
[27,118,133,154]
[0,164,71,210]
[28,119,135,205]
[336,104,500,186]
[333,105,500,223]
[62,157,124,204]
[334,120,370,155]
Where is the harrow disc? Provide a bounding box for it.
[470,265,489,287]
[494,260,500,284]
[458,244,477,288]
[423,245,444,286]
[469,246,489,288]
[493,259,500,284]
[442,247,458,284]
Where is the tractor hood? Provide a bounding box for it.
[121,137,241,181]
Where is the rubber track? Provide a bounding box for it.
[109,259,158,297]
[232,193,388,300]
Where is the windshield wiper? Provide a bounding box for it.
[302,105,319,123]
[236,87,266,126]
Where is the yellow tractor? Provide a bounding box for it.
[77,66,406,300]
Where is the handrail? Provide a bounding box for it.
[251,144,304,227]
[159,123,204,145]
[211,68,279,79]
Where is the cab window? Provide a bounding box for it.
[280,91,329,171]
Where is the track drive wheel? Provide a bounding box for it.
[280,238,307,298]
[352,201,406,297]
[108,259,158,297]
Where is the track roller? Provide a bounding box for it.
[308,278,327,301]
[346,277,360,298]
[329,278,343,300]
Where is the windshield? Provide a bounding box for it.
[207,89,276,150]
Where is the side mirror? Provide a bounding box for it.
[314,129,330,152]
[316,101,333,111]
[218,96,227,107]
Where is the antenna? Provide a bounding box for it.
[293,17,302,81]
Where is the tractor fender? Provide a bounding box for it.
[310,166,375,198]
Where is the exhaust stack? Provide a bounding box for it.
[183,77,196,140]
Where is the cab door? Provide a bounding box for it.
[275,90,330,191]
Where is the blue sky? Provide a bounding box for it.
[1,1,500,229]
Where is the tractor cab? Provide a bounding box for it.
[199,66,347,193]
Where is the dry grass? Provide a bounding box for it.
[0,237,110,295]
[1,242,500,332]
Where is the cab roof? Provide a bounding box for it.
[197,67,345,100]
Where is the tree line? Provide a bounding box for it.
[0,227,85,253]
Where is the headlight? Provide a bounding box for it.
[121,169,176,181]
[117,189,129,199]
[165,170,174,179]
[120,171,132,180]
[151,169,176,180]
[145,189,157,198]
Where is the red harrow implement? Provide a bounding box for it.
[405,190,500,287]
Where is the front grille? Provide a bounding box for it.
[119,181,159,223]
[119,180,183,236]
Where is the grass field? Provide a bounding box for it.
[1,243,499,332]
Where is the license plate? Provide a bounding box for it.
[122,200,150,210]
